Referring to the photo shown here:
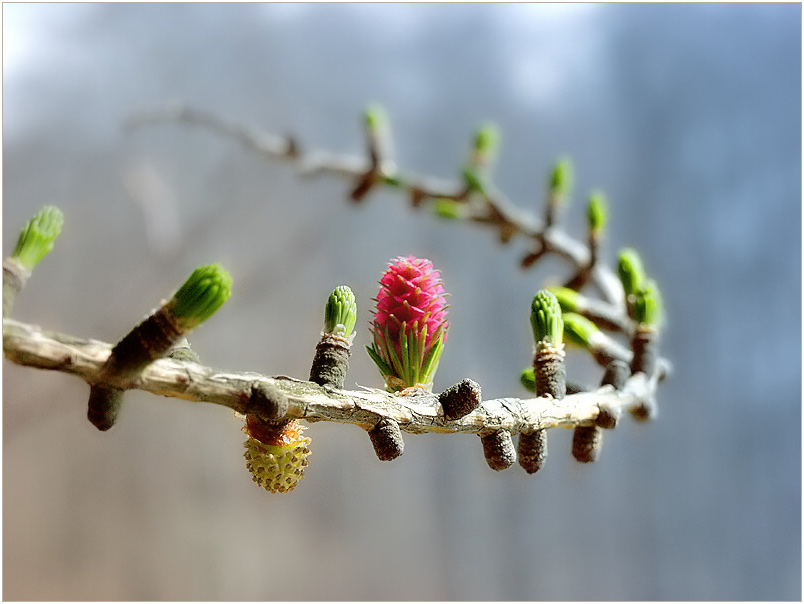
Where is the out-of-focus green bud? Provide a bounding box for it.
[563,312,601,348]
[631,279,664,328]
[530,290,564,351]
[364,103,387,133]
[587,191,608,235]
[462,166,486,194]
[324,285,357,338]
[12,205,64,270]
[618,248,646,297]
[474,123,499,155]
[167,264,232,330]
[548,286,580,313]
[549,157,573,201]
[432,198,465,220]
[473,123,499,167]
[520,367,536,393]
[381,174,404,188]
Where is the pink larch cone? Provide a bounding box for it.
[367,256,449,392]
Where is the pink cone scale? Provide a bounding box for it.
[367,256,449,392]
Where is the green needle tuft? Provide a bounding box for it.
[324,285,357,338]
[530,290,564,351]
[587,191,608,234]
[167,264,232,329]
[12,206,64,270]
[618,248,646,297]
[563,313,600,348]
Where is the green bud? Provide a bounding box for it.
[563,313,600,348]
[432,198,465,220]
[520,367,536,393]
[618,248,646,297]
[549,157,573,200]
[381,174,404,188]
[473,123,499,162]
[530,290,563,351]
[12,205,64,270]
[631,279,664,328]
[548,286,580,313]
[587,191,608,234]
[462,166,486,194]
[324,285,357,338]
[364,103,387,133]
[167,264,232,330]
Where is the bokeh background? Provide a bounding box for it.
[3,3,800,600]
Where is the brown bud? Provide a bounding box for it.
[595,403,621,430]
[480,430,516,471]
[350,170,379,202]
[87,384,125,431]
[439,378,481,420]
[630,329,658,376]
[87,309,187,431]
[368,418,404,461]
[284,136,299,158]
[596,360,628,429]
[104,308,184,380]
[572,425,602,463]
[409,188,428,207]
[533,350,566,400]
[520,248,545,269]
[602,359,629,390]
[248,382,289,422]
[631,397,658,423]
[518,429,547,474]
[309,334,351,389]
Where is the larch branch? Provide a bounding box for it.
[3,317,657,436]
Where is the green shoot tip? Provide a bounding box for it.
[548,286,580,312]
[632,279,664,329]
[618,248,646,297]
[530,290,564,351]
[364,103,387,132]
[549,157,573,200]
[520,367,536,393]
[473,123,500,157]
[587,191,608,234]
[324,285,357,338]
[12,205,64,270]
[168,264,232,328]
[563,313,600,348]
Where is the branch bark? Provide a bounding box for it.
[3,317,658,435]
